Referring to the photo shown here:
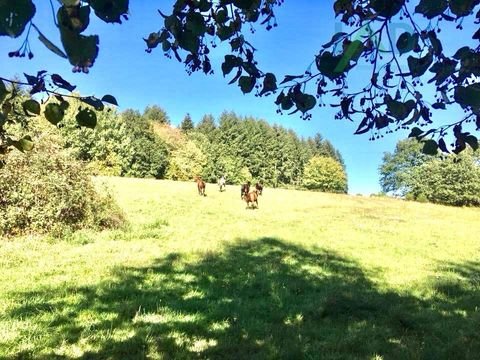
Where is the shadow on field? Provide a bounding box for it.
[6,238,480,359]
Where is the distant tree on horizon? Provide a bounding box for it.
[1,0,479,159]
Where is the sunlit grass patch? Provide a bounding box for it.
[1,177,480,359]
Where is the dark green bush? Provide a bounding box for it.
[0,139,125,237]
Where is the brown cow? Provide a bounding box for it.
[255,182,263,195]
[242,189,259,209]
[195,177,206,196]
[240,181,251,199]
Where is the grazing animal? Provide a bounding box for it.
[243,189,259,209]
[240,181,251,199]
[218,176,226,192]
[195,177,206,196]
[255,182,263,195]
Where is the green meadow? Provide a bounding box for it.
[1,177,480,359]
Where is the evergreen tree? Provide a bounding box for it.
[180,113,194,133]
[196,114,217,139]
[143,105,170,124]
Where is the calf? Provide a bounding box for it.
[242,189,259,209]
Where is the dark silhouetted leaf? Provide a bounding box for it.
[238,76,256,94]
[454,84,480,109]
[76,108,97,128]
[90,0,129,24]
[316,52,344,80]
[371,0,404,17]
[415,0,448,18]
[57,5,90,33]
[396,32,418,55]
[465,135,479,150]
[423,139,438,155]
[13,135,34,152]
[222,55,242,76]
[335,40,364,73]
[322,32,347,48]
[0,80,7,104]
[0,0,35,38]
[450,0,478,17]
[438,138,449,152]
[32,23,67,58]
[44,103,65,125]
[101,95,118,106]
[22,99,41,116]
[408,52,433,77]
[81,96,104,111]
[51,74,76,92]
[294,93,316,113]
[259,73,277,96]
[409,127,423,138]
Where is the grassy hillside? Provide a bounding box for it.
[1,177,479,359]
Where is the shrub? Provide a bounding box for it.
[0,138,125,237]
[410,153,480,207]
[302,156,348,193]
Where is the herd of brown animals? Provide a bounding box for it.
[194,177,263,209]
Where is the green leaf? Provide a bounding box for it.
[57,5,90,33]
[32,23,67,59]
[454,84,480,109]
[238,76,256,94]
[0,0,36,38]
[316,52,344,80]
[44,103,65,125]
[58,5,99,67]
[90,0,129,24]
[22,99,41,116]
[13,136,34,153]
[415,0,448,18]
[335,40,364,73]
[422,139,438,155]
[60,30,99,67]
[396,32,418,55]
[407,52,433,77]
[76,108,97,128]
[101,95,118,106]
[0,80,7,104]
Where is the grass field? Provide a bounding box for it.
[1,177,480,359]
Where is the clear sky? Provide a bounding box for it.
[0,1,476,194]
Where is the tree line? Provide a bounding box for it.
[58,100,348,193]
[379,139,480,207]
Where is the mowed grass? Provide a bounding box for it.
[1,177,480,359]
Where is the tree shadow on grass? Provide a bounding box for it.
[5,238,480,359]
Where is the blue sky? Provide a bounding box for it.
[0,1,476,194]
